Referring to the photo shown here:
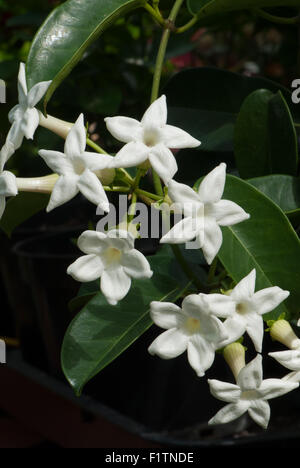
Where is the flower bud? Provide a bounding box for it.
[94,168,115,186]
[16,174,59,193]
[223,342,246,381]
[38,113,73,139]
[270,319,300,350]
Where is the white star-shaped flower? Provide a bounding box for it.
[148,294,228,377]
[160,163,250,264]
[105,95,200,184]
[0,63,51,169]
[269,349,300,383]
[0,170,18,219]
[208,354,298,428]
[39,114,113,212]
[205,269,290,352]
[67,229,153,306]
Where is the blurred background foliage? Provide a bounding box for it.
[0,0,299,177]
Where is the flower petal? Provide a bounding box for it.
[141,95,167,128]
[160,216,202,244]
[168,179,201,204]
[64,114,86,158]
[106,229,135,251]
[150,301,182,329]
[67,254,104,282]
[162,124,201,149]
[81,152,114,171]
[26,80,52,108]
[208,379,241,403]
[269,350,300,372]
[148,328,188,359]
[245,313,264,353]
[251,287,290,316]
[202,217,223,265]
[148,144,178,184]
[6,121,24,150]
[257,378,299,400]
[230,269,256,303]
[237,354,263,391]
[20,107,40,140]
[0,171,18,197]
[208,401,249,426]
[209,199,250,226]
[100,266,131,305]
[221,316,246,346]
[248,400,270,429]
[77,169,109,212]
[77,230,108,255]
[104,116,142,143]
[38,149,74,175]
[17,62,28,106]
[198,163,226,204]
[203,293,236,318]
[111,141,149,168]
[0,140,15,171]
[47,174,79,212]
[121,249,153,279]
[187,334,215,376]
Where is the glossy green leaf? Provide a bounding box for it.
[62,255,189,395]
[26,0,145,110]
[234,90,298,178]
[217,175,300,321]
[164,68,299,153]
[0,192,49,237]
[188,0,300,17]
[248,175,300,220]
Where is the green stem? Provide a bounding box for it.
[135,188,162,201]
[176,15,198,34]
[207,257,218,284]
[144,2,165,26]
[103,186,130,193]
[150,0,186,197]
[128,191,138,223]
[253,8,299,25]
[86,138,107,154]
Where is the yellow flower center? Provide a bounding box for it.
[185,317,201,334]
[103,247,122,265]
[236,302,248,315]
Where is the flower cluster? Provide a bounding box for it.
[1,62,299,431]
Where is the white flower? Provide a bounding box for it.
[105,95,200,184]
[39,114,113,212]
[67,229,153,306]
[0,170,18,219]
[0,63,51,168]
[148,294,228,377]
[160,163,250,264]
[208,354,298,428]
[269,349,300,383]
[205,269,290,352]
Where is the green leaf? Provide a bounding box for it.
[164,67,299,153]
[0,192,49,237]
[248,175,300,221]
[62,270,187,396]
[217,175,300,321]
[234,90,298,178]
[188,0,300,17]
[26,0,145,110]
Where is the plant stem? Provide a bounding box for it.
[135,188,162,201]
[144,2,165,26]
[253,8,299,25]
[207,257,218,284]
[176,15,198,34]
[150,0,186,197]
[86,138,107,154]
